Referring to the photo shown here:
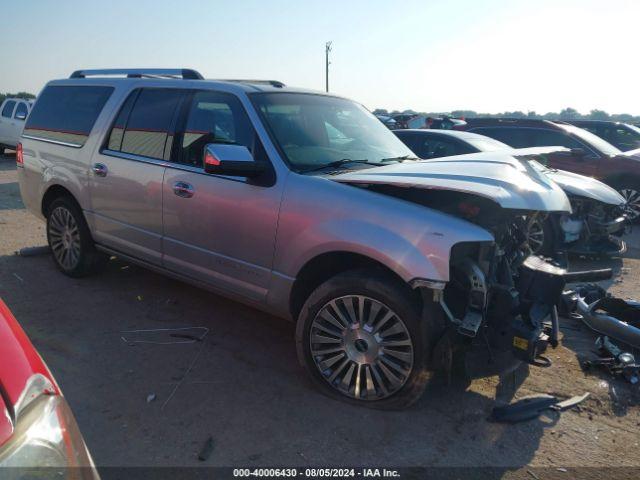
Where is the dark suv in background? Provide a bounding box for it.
[567,120,640,152]
[458,118,640,220]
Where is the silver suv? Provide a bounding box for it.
[18,69,580,408]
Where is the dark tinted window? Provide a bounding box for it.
[119,89,183,160]
[604,126,640,151]
[106,90,139,151]
[1,101,16,118]
[528,130,585,149]
[416,136,470,158]
[180,91,255,167]
[14,102,29,119]
[24,86,113,146]
[470,127,532,148]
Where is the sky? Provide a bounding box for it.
[2,0,640,115]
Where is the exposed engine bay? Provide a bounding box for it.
[553,195,627,256]
[365,185,613,378]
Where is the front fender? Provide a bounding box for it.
[274,174,495,285]
[286,218,492,284]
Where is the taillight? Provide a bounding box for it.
[16,142,24,167]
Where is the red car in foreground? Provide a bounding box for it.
[0,299,99,478]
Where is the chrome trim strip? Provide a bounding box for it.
[101,149,249,180]
[21,134,83,148]
[101,149,169,167]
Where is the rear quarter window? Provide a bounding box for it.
[24,85,114,147]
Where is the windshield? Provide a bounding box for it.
[560,124,621,156]
[251,93,415,171]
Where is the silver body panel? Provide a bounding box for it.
[332,152,572,212]
[17,75,571,322]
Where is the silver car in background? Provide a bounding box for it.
[18,69,581,408]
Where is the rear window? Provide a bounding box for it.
[1,101,16,118]
[24,85,113,147]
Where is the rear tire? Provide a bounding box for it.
[46,196,107,277]
[296,268,439,410]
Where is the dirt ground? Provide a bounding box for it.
[0,152,638,475]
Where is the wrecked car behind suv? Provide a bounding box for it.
[17,69,596,408]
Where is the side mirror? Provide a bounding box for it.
[203,144,265,178]
[15,112,27,121]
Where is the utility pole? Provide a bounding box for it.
[325,41,332,92]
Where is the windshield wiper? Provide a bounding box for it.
[380,154,419,162]
[302,158,378,173]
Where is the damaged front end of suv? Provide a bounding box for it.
[333,153,611,379]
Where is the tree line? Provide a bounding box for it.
[373,107,640,123]
[0,92,36,104]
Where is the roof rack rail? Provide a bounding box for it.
[69,69,204,80]
[221,79,286,88]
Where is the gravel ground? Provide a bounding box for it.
[0,152,638,475]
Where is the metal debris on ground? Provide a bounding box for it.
[197,436,214,461]
[490,393,590,423]
[146,394,156,403]
[560,284,640,349]
[583,336,639,385]
[15,245,51,257]
[120,327,209,345]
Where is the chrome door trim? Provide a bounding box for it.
[21,134,83,148]
[101,149,256,184]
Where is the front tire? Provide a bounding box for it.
[46,196,107,277]
[527,215,557,257]
[614,180,640,222]
[296,269,437,410]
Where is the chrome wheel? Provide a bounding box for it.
[527,218,545,254]
[48,206,81,271]
[620,188,640,221]
[309,295,414,401]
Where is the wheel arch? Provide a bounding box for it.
[288,250,422,322]
[41,184,79,216]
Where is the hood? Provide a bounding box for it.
[543,169,624,205]
[503,147,625,205]
[331,151,571,212]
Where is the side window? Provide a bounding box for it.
[106,91,139,151]
[416,138,465,158]
[1,101,16,118]
[471,127,531,148]
[606,127,638,150]
[118,89,183,160]
[528,130,585,150]
[14,102,29,120]
[24,86,113,147]
[179,91,256,167]
[394,132,420,153]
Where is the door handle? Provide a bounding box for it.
[173,181,194,198]
[92,163,108,177]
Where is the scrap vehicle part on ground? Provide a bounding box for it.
[583,336,639,384]
[561,284,640,349]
